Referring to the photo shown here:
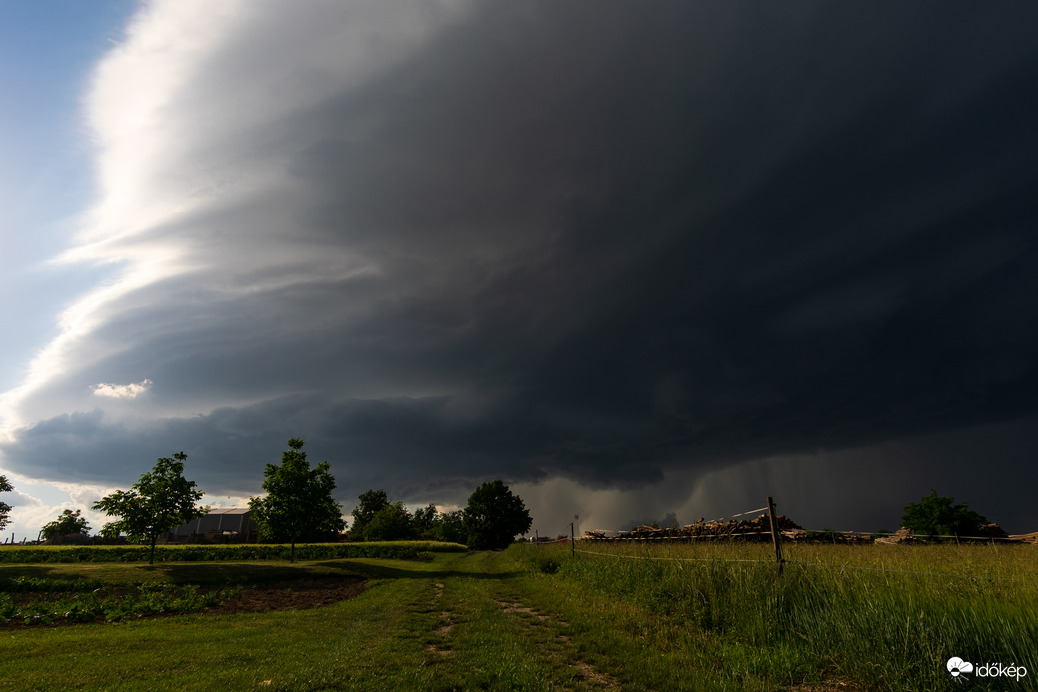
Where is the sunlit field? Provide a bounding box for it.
[513,540,1038,691]
[1,543,1035,691]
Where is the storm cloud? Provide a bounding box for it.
[2,1,1037,533]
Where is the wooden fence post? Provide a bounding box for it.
[767,496,783,574]
[571,522,575,557]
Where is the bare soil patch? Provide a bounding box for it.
[209,576,367,615]
[572,661,621,689]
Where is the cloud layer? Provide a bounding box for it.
[2,2,1037,532]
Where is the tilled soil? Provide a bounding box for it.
[210,576,367,614]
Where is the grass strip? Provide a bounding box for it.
[0,540,466,564]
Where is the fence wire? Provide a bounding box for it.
[571,547,1023,580]
[704,505,770,523]
[553,499,1033,580]
[574,548,765,564]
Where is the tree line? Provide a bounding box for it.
[0,439,532,564]
[2,456,997,558]
[348,480,533,551]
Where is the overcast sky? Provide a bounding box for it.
[2,1,1036,541]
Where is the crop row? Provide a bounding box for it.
[0,582,241,625]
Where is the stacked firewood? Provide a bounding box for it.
[873,528,916,545]
[584,518,1036,544]
[584,513,803,542]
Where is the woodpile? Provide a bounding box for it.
[874,528,916,545]
[584,513,803,542]
[583,517,1038,545]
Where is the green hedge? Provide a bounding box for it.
[0,541,467,564]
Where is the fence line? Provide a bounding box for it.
[705,505,770,523]
[558,494,1033,580]
[572,547,1023,581]
[583,531,775,541]
[793,561,1023,581]
[574,548,765,564]
[584,529,1027,543]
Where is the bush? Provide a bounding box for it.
[901,490,988,538]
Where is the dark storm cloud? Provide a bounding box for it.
[4,2,1037,528]
[288,3,1038,467]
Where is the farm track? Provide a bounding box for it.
[408,552,622,689]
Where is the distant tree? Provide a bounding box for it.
[901,490,989,538]
[41,509,91,541]
[0,475,12,532]
[412,503,438,539]
[249,438,345,561]
[350,489,390,540]
[364,502,414,541]
[464,480,532,550]
[433,509,468,545]
[92,452,206,564]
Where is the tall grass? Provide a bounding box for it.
[512,541,1038,691]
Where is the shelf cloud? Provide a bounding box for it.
[2,1,1036,533]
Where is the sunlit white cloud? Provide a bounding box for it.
[92,378,153,399]
[0,0,473,433]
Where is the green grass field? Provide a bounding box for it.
[1,542,1034,691]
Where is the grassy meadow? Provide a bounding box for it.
[0,541,1034,691]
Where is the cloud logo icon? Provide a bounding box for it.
[947,657,974,677]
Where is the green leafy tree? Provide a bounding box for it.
[0,475,12,532]
[433,509,468,545]
[349,489,390,540]
[412,503,438,539]
[901,490,989,538]
[464,480,532,550]
[41,509,91,541]
[363,502,414,541]
[92,452,206,564]
[249,438,345,561]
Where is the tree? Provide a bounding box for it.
[463,480,532,550]
[432,509,467,545]
[92,452,206,564]
[901,490,989,538]
[363,502,414,541]
[349,489,390,540]
[249,438,345,561]
[412,503,438,539]
[0,475,12,532]
[41,509,91,541]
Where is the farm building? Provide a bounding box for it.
[166,508,260,542]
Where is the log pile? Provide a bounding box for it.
[584,513,803,542]
[583,517,1037,544]
[873,528,916,545]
